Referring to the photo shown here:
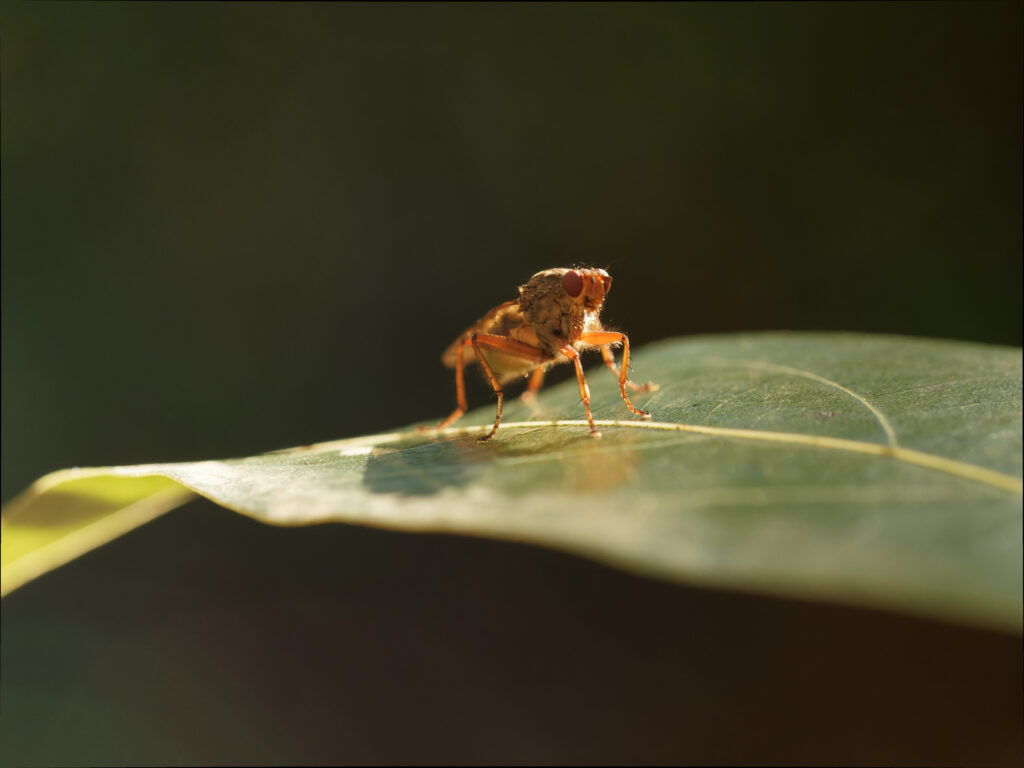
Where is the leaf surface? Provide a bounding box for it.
[3,333,1021,632]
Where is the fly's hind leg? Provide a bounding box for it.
[426,336,470,432]
[580,331,655,419]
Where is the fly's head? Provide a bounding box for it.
[559,267,612,312]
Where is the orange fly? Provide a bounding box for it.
[432,267,657,441]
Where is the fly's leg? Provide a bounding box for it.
[471,335,504,441]
[560,345,601,438]
[430,334,549,440]
[579,331,654,419]
[470,334,549,441]
[599,345,658,393]
[433,335,470,430]
[520,364,547,408]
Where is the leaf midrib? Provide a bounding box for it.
[381,419,1023,495]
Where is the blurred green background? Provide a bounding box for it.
[2,3,1021,764]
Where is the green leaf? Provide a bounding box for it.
[3,333,1021,632]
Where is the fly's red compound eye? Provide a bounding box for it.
[562,269,583,298]
[601,274,612,295]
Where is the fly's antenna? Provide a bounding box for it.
[604,255,626,272]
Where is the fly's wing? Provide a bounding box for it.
[441,301,520,368]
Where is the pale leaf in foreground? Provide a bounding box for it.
[3,333,1021,633]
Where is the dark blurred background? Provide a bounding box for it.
[3,2,1021,498]
[2,3,1021,765]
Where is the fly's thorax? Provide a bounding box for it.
[519,269,601,353]
[509,322,541,348]
[517,269,570,316]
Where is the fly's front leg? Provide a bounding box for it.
[580,331,654,419]
[560,345,601,438]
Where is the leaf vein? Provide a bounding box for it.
[425,419,1022,495]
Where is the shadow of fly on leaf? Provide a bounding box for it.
[422,267,659,442]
